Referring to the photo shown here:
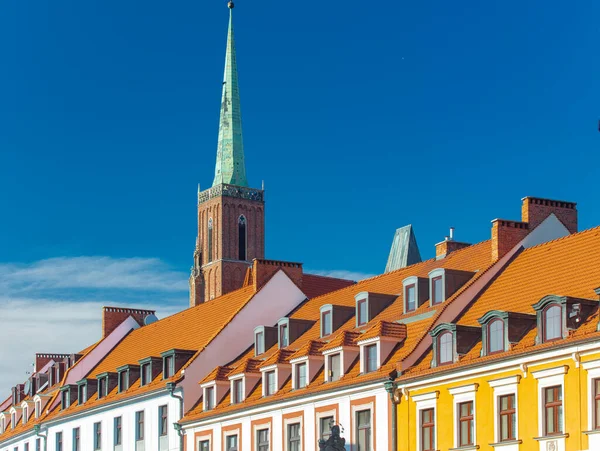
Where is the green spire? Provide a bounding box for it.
[212,3,248,188]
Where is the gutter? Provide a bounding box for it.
[167,382,184,451]
[33,424,47,451]
[384,378,400,451]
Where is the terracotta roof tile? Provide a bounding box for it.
[289,340,326,359]
[301,274,356,299]
[360,321,407,341]
[259,349,295,368]
[199,366,233,385]
[230,358,262,376]
[321,331,361,351]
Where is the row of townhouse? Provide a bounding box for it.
[178,196,600,451]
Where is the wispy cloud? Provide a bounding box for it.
[306,269,376,282]
[0,256,188,392]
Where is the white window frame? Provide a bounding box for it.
[532,366,567,438]
[351,400,375,451]
[292,361,308,390]
[262,368,277,397]
[196,432,212,451]
[319,305,333,337]
[283,414,303,451]
[358,339,380,374]
[488,376,520,444]
[253,421,271,451]
[448,384,478,449]
[582,360,600,432]
[230,376,245,404]
[413,392,438,451]
[428,269,446,305]
[315,406,337,441]
[203,385,216,410]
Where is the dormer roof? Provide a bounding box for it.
[321,331,361,352]
[360,321,407,342]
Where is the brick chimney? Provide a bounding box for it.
[35,353,70,372]
[250,259,303,289]
[435,228,471,259]
[521,197,577,234]
[102,307,157,338]
[491,219,529,260]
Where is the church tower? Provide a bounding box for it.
[190,2,265,307]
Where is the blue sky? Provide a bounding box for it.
[0,0,599,388]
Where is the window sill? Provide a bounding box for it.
[489,440,522,447]
[533,433,569,441]
[583,429,600,435]
[449,446,479,451]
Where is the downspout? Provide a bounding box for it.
[167,382,185,451]
[33,424,47,451]
[384,379,399,451]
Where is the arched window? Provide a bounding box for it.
[438,332,453,365]
[238,215,247,261]
[207,218,213,263]
[544,304,562,342]
[488,319,505,354]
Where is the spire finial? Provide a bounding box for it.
[228,1,234,8]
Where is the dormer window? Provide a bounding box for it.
[319,304,354,338]
[428,269,475,306]
[402,277,429,313]
[431,276,443,305]
[254,326,277,356]
[532,295,598,345]
[488,319,505,354]
[60,385,77,410]
[138,357,162,386]
[478,310,536,356]
[265,371,276,396]
[543,305,562,342]
[364,344,378,373]
[98,376,107,399]
[295,363,307,389]
[438,332,453,365]
[116,365,140,393]
[280,323,288,347]
[205,386,215,410]
[256,331,264,354]
[357,298,368,327]
[35,400,41,418]
[96,372,118,399]
[277,317,314,349]
[141,363,151,385]
[232,378,243,404]
[322,310,332,336]
[164,355,174,378]
[22,406,28,424]
[405,284,416,311]
[118,370,128,393]
[11,412,15,429]
[160,349,195,379]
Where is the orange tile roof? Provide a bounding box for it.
[230,358,262,376]
[259,349,295,368]
[320,330,361,351]
[301,274,356,299]
[289,340,326,359]
[200,366,234,385]
[182,240,493,423]
[360,321,407,341]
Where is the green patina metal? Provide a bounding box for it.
[385,225,422,273]
[212,7,248,188]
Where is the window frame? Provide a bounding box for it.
[431,276,443,305]
[357,298,368,327]
[405,283,416,312]
[321,310,332,337]
[113,416,122,446]
[55,431,63,451]
[543,385,563,436]
[135,410,145,442]
[437,331,454,365]
[256,427,269,451]
[364,344,378,373]
[355,409,372,451]
[205,386,215,410]
[458,401,474,447]
[279,323,288,348]
[287,422,301,451]
[93,422,101,451]
[542,304,563,343]
[319,415,334,442]
[232,378,243,404]
[159,405,168,437]
[295,363,307,389]
[498,393,516,442]
[328,353,341,382]
[72,427,80,451]
[255,331,265,355]
[487,318,505,355]
[265,370,276,396]
[420,408,435,451]
[225,434,238,451]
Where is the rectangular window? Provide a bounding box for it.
[98,378,106,399]
[61,390,69,409]
[226,435,238,451]
[265,371,276,396]
[78,384,86,404]
[287,423,301,451]
[135,411,145,441]
[356,409,371,451]
[499,394,516,441]
[205,386,215,410]
[357,299,368,326]
[329,354,341,382]
[420,408,435,451]
[36,439,40,451]
[233,379,243,404]
[321,311,332,336]
[159,405,168,437]
[280,324,288,348]
[432,276,443,304]
[25,444,29,451]
[199,440,210,451]
[544,385,563,435]
[72,427,80,451]
[257,428,269,451]
[113,417,122,446]
[164,356,174,378]
[320,416,333,441]
[594,378,600,430]
[296,363,307,389]
[458,401,474,446]
[255,331,264,355]
[141,363,152,386]
[365,344,377,373]
[93,422,101,450]
[118,371,127,392]
[405,284,416,311]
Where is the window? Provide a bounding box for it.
[458,401,474,446]
[141,363,152,386]
[114,417,122,446]
[255,332,265,355]
[207,218,213,263]
[199,440,210,451]
[280,324,288,348]
[265,371,276,396]
[257,428,269,451]
[499,394,516,441]
[420,408,435,451]
[438,332,453,365]
[296,363,307,389]
[56,432,63,451]
[233,379,243,404]
[544,305,562,342]
[135,411,145,441]
[78,384,87,404]
[238,215,247,261]
[61,389,69,409]
[328,354,341,382]
[93,422,101,450]
[23,406,28,424]
[164,355,174,378]
[357,299,368,326]
[288,423,301,451]
[205,386,215,410]
[11,412,16,429]
[36,439,40,451]
[118,371,128,393]
[226,435,238,451]
[405,284,416,312]
[72,427,80,451]
[159,405,168,437]
[35,400,40,418]
[544,386,563,435]
[356,410,371,451]
[321,311,332,336]
[488,319,505,354]
[320,416,333,441]
[25,444,29,451]
[98,377,106,399]
[364,344,377,373]
[595,378,600,430]
[431,276,443,305]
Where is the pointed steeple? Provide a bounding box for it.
[212,2,248,188]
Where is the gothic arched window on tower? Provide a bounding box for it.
[238,215,247,261]
[208,218,214,263]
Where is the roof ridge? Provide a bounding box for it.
[521,224,600,253]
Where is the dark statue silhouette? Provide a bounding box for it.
[318,424,346,450]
